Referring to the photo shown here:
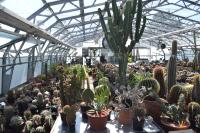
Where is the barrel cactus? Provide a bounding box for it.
[168,84,186,104]
[188,102,200,122]
[192,75,200,103]
[98,0,146,85]
[153,66,166,98]
[138,78,160,94]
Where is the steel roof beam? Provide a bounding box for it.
[27,0,79,20]
[151,8,200,24]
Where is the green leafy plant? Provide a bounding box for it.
[93,84,110,113]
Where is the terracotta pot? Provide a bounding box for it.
[118,108,133,125]
[87,110,109,131]
[161,116,190,131]
[143,98,168,123]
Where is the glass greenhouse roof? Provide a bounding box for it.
[1,0,200,49]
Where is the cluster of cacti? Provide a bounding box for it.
[63,105,77,126]
[192,75,200,103]
[138,78,160,94]
[168,84,186,104]
[82,88,94,103]
[167,40,177,92]
[153,66,166,98]
[188,102,200,122]
[98,0,146,85]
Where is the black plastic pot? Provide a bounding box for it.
[80,104,92,122]
[68,124,75,132]
[60,112,67,125]
[133,117,145,131]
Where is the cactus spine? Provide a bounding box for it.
[167,40,177,92]
[138,78,160,94]
[98,0,146,85]
[192,75,200,103]
[153,66,166,98]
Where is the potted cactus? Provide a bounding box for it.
[160,94,190,131]
[80,88,94,121]
[86,82,111,131]
[138,78,168,122]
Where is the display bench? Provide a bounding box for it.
[51,111,164,133]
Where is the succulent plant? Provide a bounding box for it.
[35,126,45,133]
[32,115,41,126]
[4,105,15,126]
[188,102,200,122]
[167,55,177,92]
[128,73,144,88]
[53,90,59,97]
[9,115,24,128]
[6,90,16,105]
[98,0,146,85]
[172,40,177,56]
[63,105,76,126]
[153,66,166,98]
[168,84,186,104]
[138,78,160,94]
[192,75,200,103]
[195,114,200,128]
[24,120,33,133]
[24,110,32,121]
[164,94,188,125]
[93,84,111,112]
[81,88,94,103]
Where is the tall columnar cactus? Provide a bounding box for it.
[172,40,177,56]
[167,55,176,92]
[167,40,177,92]
[153,66,166,98]
[138,78,160,94]
[192,75,200,103]
[197,52,200,70]
[98,0,146,85]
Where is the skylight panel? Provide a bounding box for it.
[40,16,57,29]
[85,5,104,13]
